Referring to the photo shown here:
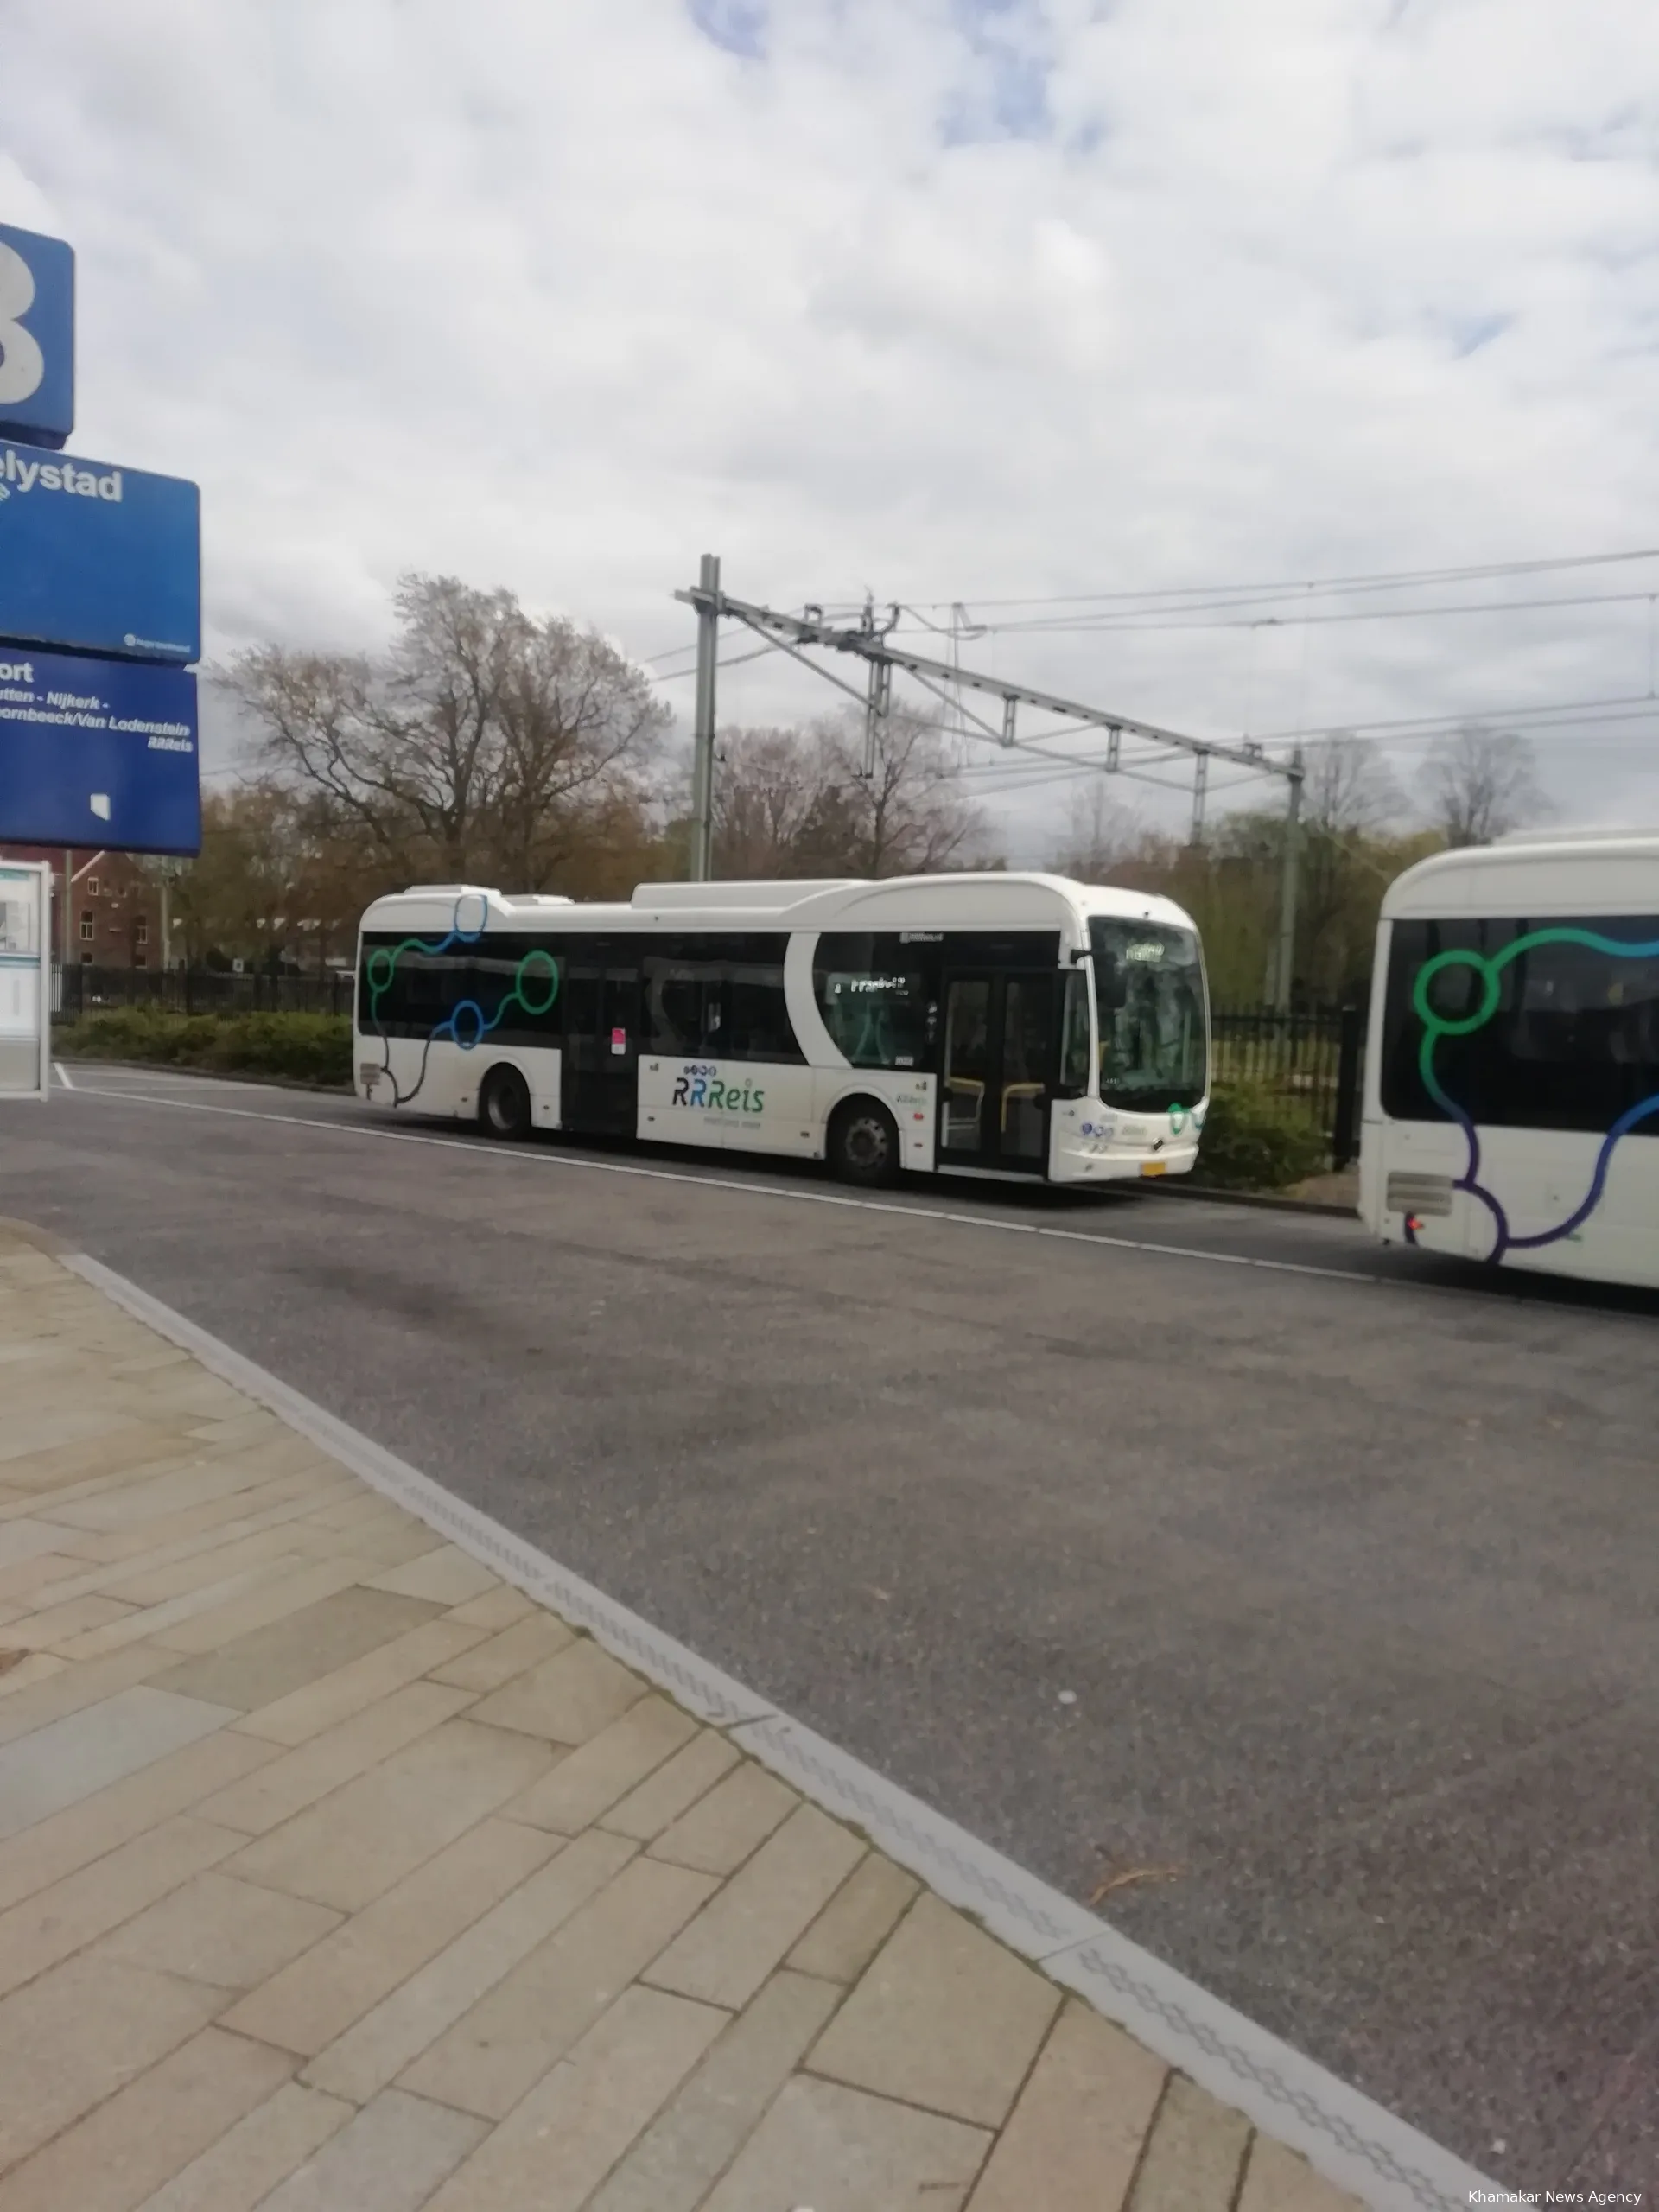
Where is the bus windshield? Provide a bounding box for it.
[1089,918,1207,1110]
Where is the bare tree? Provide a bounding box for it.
[164,782,367,970]
[704,710,983,880]
[711,727,822,877]
[804,709,984,876]
[1426,725,1548,847]
[218,574,668,888]
[490,613,670,888]
[1294,739,1407,1000]
[1302,735,1405,838]
[1051,778,1151,880]
[1168,741,1414,1001]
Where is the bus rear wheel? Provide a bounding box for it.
[479,1065,532,1141]
[830,1097,900,1188]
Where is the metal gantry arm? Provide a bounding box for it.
[675,563,1306,1007]
[678,583,1296,781]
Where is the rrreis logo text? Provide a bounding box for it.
[671,1064,766,1114]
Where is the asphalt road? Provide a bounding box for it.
[4,1065,1657,2195]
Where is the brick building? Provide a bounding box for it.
[0,845,164,969]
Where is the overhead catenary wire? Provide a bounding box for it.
[664,549,1655,963]
[927,585,1659,639]
[653,550,1659,753]
[1249,691,1659,749]
[901,545,1659,616]
[954,757,1268,799]
[646,624,1659,773]
[647,640,780,680]
[648,547,1659,683]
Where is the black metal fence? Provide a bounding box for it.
[55,967,1370,1170]
[1211,1003,1366,1170]
[56,964,353,1020]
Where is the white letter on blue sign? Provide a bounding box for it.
[0,243,46,408]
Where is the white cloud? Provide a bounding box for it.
[3,0,1658,845]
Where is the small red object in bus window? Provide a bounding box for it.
[610,1027,626,1055]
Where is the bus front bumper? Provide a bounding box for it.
[1049,1103,1205,1184]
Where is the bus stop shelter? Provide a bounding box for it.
[0,861,50,1102]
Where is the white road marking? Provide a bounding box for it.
[62,1076,1650,1322]
[61,1080,1386,1288]
[52,1062,73,1090]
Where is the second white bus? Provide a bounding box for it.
[353,871,1211,1187]
[1359,831,1659,1290]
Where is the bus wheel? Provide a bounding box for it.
[830,1098,899,1188]
[480,1065,532,1141]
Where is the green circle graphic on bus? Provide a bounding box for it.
[1168,1103,1188,1134]
[1410,947,1502,1039]
[512,948,559,1018]
[365,944,394,995]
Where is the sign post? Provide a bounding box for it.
[0,222,202,858]
[0,222,201,1094]
[0,861,49,1101]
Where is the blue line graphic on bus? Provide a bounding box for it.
[362,893,558,1109]
[1410,928,1659,1262]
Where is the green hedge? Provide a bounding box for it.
[1193,1081,1328,1192]
[56,1009,353,1089]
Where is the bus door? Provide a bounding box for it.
[938,970,1056,1173]
[561,956,642,1137]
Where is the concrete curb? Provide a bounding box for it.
[64,1244,1501,2212]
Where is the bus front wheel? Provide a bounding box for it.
[480,1065,532,1141]
[829,1098,900,1188]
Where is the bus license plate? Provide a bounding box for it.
[1141,1160,1167,1177]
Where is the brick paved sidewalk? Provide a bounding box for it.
[0,1221,1362,2212]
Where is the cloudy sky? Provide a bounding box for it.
[4,0,1658,855]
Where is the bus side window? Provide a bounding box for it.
[404,960,452,1015]
[364,938,465,1037]
[645,950,720,1056]
[727,960,804,1062]
[1382,914,1659,1132]
[471,938,563,1039]
[812,931,935,1070]
[1058,970,1090,1096]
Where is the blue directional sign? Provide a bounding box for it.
[0,646,200,855]
[0,437,200,664]
[0,226,73,449]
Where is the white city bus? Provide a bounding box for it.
[353,872,1210,1187]
[1359,831,1659,1289]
